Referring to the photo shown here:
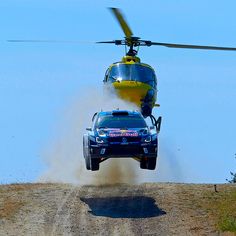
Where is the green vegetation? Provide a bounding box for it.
[226,172,236,183]
[219,215,236,232]
[226,156,236,183]
[202,187,236,233]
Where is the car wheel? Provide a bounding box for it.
[140,158,147,169]
[90,158,100,171]
[83,137,91,170]
[85,157,91,170]
[147,157,157,170]
[83,137,86,158]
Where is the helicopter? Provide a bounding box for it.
[97,8,236,123]
[8,7,236,125]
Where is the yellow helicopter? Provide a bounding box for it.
[8,7,236,124]
[99,8,158,118]
[97,8,236,121]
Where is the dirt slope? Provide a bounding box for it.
[0,183,235,236]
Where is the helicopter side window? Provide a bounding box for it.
[103,68,109,82]
[147,72,157,88]
[132,65,157,89]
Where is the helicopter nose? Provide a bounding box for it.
[112,81,151,107]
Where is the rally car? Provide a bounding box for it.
[83,110,160,171]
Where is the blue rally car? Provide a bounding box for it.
[83,110,160,171]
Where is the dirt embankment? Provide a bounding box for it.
[0,183,235,236]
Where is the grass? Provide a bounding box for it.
[219,216,236,233]
[201,186,236,233]
[0,198,25,219]
[0,183,63,220]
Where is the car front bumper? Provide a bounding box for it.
[89,142,157,159]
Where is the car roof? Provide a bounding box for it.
[98,110,142,117]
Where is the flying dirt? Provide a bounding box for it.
[39,87,188,185]
[40,87,141,185]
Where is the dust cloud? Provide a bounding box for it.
[39,86,187,185]
[39,86,140,185]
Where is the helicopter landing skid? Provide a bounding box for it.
[149,115,162,133]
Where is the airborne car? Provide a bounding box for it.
[83,110,161,171]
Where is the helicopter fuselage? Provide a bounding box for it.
[103,56,158,117]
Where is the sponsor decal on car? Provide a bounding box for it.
[108,130,139,137]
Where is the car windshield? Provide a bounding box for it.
[108,64,156,88]
[96,115,147,129]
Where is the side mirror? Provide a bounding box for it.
[150,126,155,130]
[86,127,92,131]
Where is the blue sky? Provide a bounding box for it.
[0,0,236,183]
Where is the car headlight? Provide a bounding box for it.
[96,137,106,144]
[139,128,148,135]
[144,135,151,142]
[97,129,107,137]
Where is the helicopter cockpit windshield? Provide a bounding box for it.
[107,64,157,88]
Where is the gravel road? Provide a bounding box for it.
[0,183,232,236]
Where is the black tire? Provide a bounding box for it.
[83,138,86,158]
[85,157,91,170]
[147,157,157,170]
[140,158,147,169]
[83,138,91,170]
[90,158,100,171]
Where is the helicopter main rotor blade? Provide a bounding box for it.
[109,8,133,39]
[96,40,117,44]
[150,41,236,51]
[7,40,91,43]
[96,40,124,45]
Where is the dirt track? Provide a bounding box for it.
[0,183,234,236]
